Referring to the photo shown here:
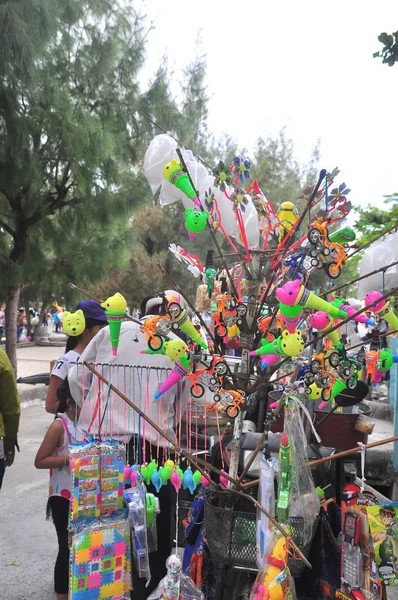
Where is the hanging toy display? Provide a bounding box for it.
[332,297,375,326]
[250,329,305,368]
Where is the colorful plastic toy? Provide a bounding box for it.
[365,291,398,330]
[275,279,347,319]
[185,208,209,240]
[331,298,374,326]
[276,201,298,243]
[163,159,201,207]
[310,311,341,346]
[250,329,305,360]
[62,309,85,337]
[307,220,347,279]
[154,355,190,399]
[101,293,127,356]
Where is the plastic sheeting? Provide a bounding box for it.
[358,230,398,298]
[143,134,260,249]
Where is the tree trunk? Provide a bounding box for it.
[5,284,21,375]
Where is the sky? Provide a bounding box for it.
[139,0,398,211]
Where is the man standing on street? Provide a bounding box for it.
[0,348,20,489]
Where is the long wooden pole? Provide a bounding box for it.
[83,361,311,567]
[242,435,398,489]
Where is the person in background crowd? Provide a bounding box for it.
[358,311,374,342]
[45,301,107,414]
[53,311,61,334]
[0,307,5,340]
[17,309,25,342]
[0,348,20,489]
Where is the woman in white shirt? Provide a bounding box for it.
[45,300,107,414]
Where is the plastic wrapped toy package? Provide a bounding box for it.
[69,439,125,527]
[147,554,205,600]
[366,504,398,587]
[250,535,297,600]
[124,483,151,584]
[277,399,320,548]
[69,512,131,600]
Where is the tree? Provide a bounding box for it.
[251,129,320,207]
[0,0,177,372]
[354,195,398,247]
[374,31,398,66]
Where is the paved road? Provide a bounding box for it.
[0,404,56,599]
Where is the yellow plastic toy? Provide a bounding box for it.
[62,310,85,337]
[101,293,127,313]
[163,339,188,362]
[276,201,298,243]
[101,293,127,356]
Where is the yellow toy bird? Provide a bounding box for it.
[101,293,127,314]
[276,201,298,244]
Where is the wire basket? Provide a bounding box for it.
[205,491,257,569]
[285,516,319,578]
[205,492,319,577]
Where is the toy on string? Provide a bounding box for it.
[163,160,201,208]
[331,297,375,326]
[141,338,188,361]
[204,249,217,298]
[101,293,127,356]
[213,160,233,192]
[310,311,341,346]
[154,354,191,399]
[62,309,86,336]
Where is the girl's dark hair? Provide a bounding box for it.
[56,377,75,413]
[65,317,105,352]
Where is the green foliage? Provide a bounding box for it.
[251,129,320,206]
[374,31,398,66]
[354,195,398,247]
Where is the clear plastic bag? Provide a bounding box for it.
[147,554,204,600]
[146,493,160,553]
[256,458,276,569]
[280,399,320,548]
[125,483,151,584]
[250,534,297,600]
